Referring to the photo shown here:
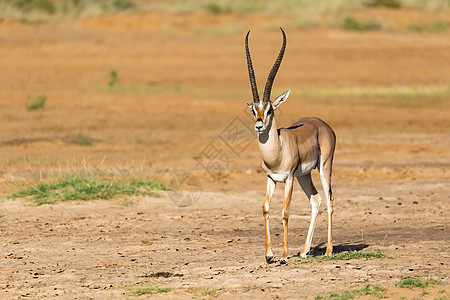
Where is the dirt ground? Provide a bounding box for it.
[0,11,449,299]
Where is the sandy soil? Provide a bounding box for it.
[0,11,449,299]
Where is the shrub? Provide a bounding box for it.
[101,0,136,12]
[407,24,422,32]
[203,3,231,14]
[407,21,447,33]
[430,21,447,32]
[108,70,118,89]
[27,95,46,111]
[363,20,382,30]
[74,132,93,146]
[112,0,135,11]
[342,16,361,30]
[366,0,402,8]
[14,0,56,14]
[342,17,382,31]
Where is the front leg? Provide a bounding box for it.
[263,177,276,263]
[281,175,294,264]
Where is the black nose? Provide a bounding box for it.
[255,125,263,130]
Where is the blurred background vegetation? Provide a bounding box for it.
[0,0,449,33]
[1,0,449,19]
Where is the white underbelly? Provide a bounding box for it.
[293,159,318,177]
[267,159,318,182]
[268,172,289,182]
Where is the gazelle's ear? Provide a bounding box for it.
[247,103,253,109]
[273,89,290,110]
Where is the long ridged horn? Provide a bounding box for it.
[245,30,260,103]
[263,27,286,102]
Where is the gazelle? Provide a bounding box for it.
[245,28,336,264]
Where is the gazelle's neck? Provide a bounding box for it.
[258,116,281,168]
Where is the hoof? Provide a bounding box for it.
[300,247,310,258]
[280,259,288,265]
[265,256,275,264]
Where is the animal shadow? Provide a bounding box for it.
[294,243,369,257]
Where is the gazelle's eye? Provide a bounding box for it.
[252,108,257,117]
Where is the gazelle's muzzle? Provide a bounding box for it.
[254,118,266,133]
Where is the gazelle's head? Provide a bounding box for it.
[245,28,290,134]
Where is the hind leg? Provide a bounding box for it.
[281,175,294,263]
[297,174,322,258]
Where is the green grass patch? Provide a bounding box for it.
[101,0,136,13]
[27,95,47,111]
[73,132,93,146]
[108,69,118,89]
[407,23,423,32]
[132,285,171,295]
[341,16,382,31]
[188,287,217,296]
[315,284,387,299]
[10,177,168,205]
[293,251,389,264]
[407,21,448,33]
[200,288,217,296]
[203,2,232,14]
[395,277,442,289]
[119,199,133,206]
[14,0,56,14]
[365,0,402,8]
[430,20,448,32]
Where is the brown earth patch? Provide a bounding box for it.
[0,12,449,299]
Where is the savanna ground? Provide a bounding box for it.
[0,2,449,299]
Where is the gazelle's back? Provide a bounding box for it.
[279,117,335,165]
